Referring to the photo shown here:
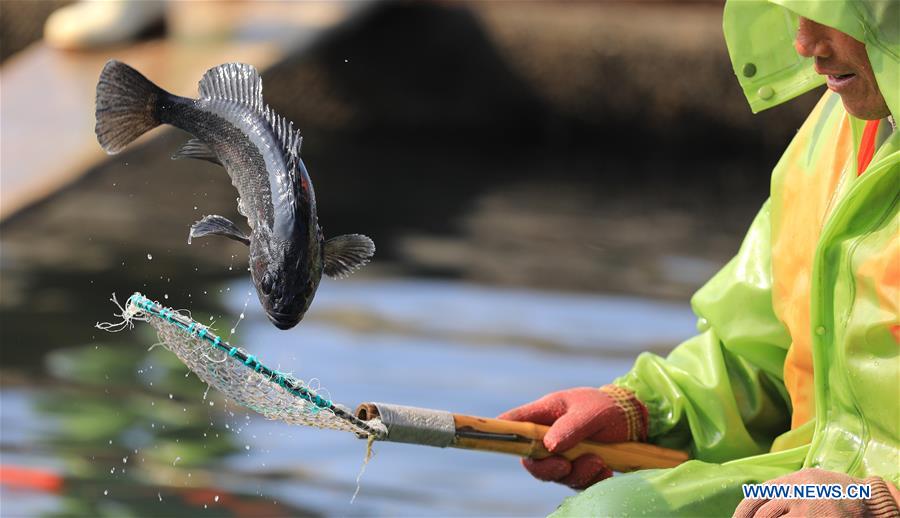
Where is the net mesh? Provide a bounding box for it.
[106,292,383,438]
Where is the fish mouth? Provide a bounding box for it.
[266,310,300,330]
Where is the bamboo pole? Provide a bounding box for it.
[357,403,689,472]
[452,414,687,471]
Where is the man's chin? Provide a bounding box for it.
[839,97,891,121]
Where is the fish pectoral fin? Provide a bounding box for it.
[323,234,375,279]
[172,138,222,166]
[189,215,250,246]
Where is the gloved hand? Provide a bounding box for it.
[732,468,900,518]
[498,385,648,490]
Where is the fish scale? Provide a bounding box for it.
[196,101,281,231]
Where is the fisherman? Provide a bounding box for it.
[501,1,899,515]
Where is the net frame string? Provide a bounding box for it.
[127,293,383,438]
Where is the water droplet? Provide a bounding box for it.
[214,495,220,502]
[122,457,128,464]
[239,313,245,319]
[209,401,215,406]
[245,445,250,451]
[104,489,109,496]
[173,456,181,466]
[158,492,162,502]
[164,294,169,299]
[147,253,153,260]
[169,394,173,399]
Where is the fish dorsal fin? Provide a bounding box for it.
[263,105,303,158]
[198,63,263,112]
[198,63,302,158]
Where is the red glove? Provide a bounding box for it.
[732,468,900,518]
[498,386,648,490]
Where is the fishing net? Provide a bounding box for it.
[99,292,385,439]
[96,292,690,482]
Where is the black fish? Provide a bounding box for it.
[95,60,375,330]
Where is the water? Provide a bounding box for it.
[0,276,697,516]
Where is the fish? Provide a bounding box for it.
[95,60,375,330]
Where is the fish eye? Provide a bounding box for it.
[260,272,274,294]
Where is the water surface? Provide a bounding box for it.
[2,277,697,516]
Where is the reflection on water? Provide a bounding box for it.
[1,277,696,516]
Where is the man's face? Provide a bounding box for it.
[794,17,890,120]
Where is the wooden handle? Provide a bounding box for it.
[452,414,688,472]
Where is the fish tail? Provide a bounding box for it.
[95,60,170,154]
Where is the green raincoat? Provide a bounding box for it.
[554,1,899,516]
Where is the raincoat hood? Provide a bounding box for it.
[723,0,899,118]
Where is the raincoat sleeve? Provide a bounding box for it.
[614,200,794,463]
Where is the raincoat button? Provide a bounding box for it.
[815,326,826,336]
[758,86,774,100]
[742,63,757,78]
